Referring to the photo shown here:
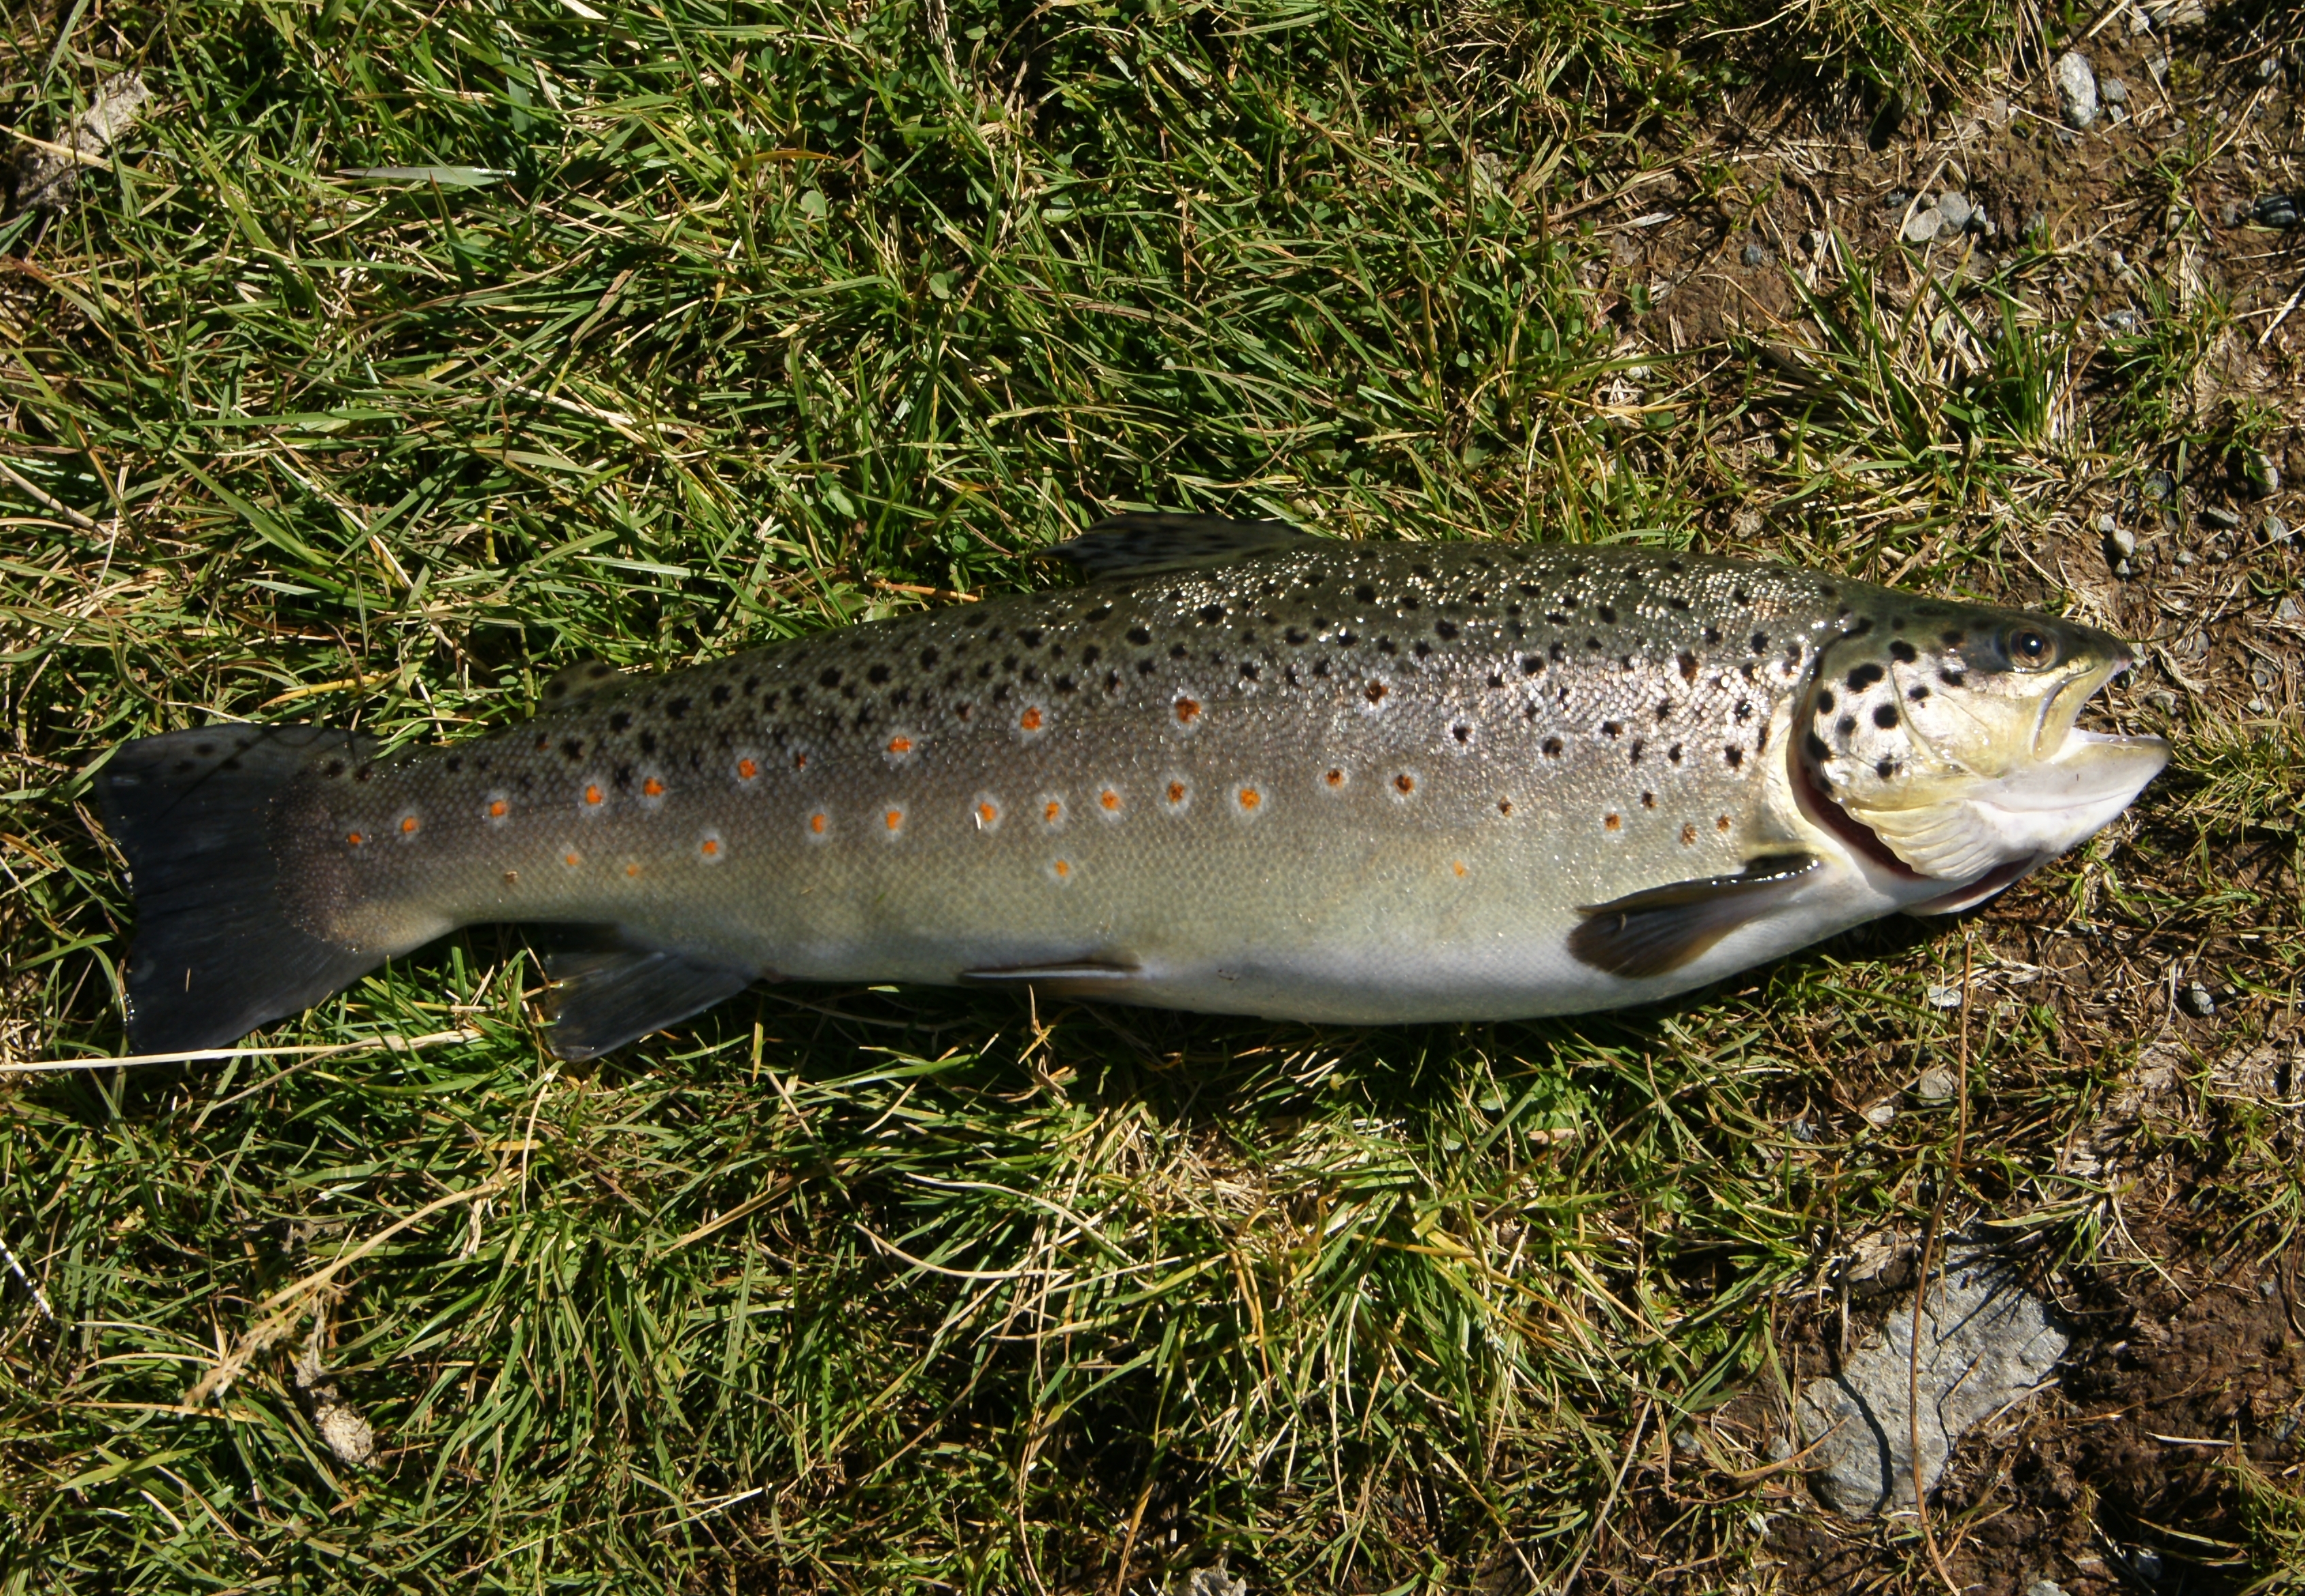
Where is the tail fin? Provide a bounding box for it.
[96,725,386,1053]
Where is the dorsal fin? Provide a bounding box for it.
[1049,514,1326,580]
[540,657,624,711]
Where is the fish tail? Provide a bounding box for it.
[96,725,387,1053]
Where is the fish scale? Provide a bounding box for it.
[95,515,2168,1057]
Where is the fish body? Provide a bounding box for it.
[96,517,2169,1056]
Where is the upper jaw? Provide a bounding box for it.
[2034,649,2135,760]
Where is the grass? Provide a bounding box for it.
[1,0,2300,1591]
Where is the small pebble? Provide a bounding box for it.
[1903,207,1944,245]
[2251,54,2284,86]
[1885,188,1912,209]
[1864,1099,1899,1129]
[2278,596,2304,623]
[2203,505,2241,530]
[1926,983,1964,1009]
[1918,1066,1957,1102]
[2102,307,2140,334]
[2257,194,2301,228]
[1800,229,1828,257]
[2183,982,2216,1018]
[1742,239,1770,267]
[2026,1583,2072,1596]
[2101,75,2130,105]
[2132,1548,2164,1582]
[2264,514,2291,544]
[1936,191,1973,230]
[1767,1433,1794,1461]
[2055,50,2100,129]
[2244,449,2281,497]
[2263,1278,2281,1299]
[1672,1427,1700,1455]
[2175,549,2195,566]
[2144,469,2176,503]
[2222,200,2246,227]
[2097,511,2119,533]
[2108,526,2138,558]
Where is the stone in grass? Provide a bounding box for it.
[1183,1562,1248,1596]
[1902,205,1943,245]
[2055,52,2100,130]
[7,71,150,214]
[1934,192,1974,233]
[1794,1251,2066,1518]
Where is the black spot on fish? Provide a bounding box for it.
[1845,617,1874,639]
[446,756,464,774]
[1838,715,1857,737]
[1354,585,1376,604]
[667,697,691,719]
[1940,668,1966,687]
[1542,736,1564,757]
[1021,629,1045,648]
[1750,632,1768,652]
[1453,724,1471,743]
[1889,639,1917,664]
[1170,643,1188,660]
[1285,628,1308,645]
[1845,663,1885,690]
[1081,645,1102,665]
[1805,731,1830,760]
[1725,745,1744,768]
[1597,604,1617,624]
[1668,744,1683,763]
[1128,627,1151,645]
[711,684,731,706]
[1703,626,1722,645]
[1678,651,1698,683]
[324,760,345,777]
[1522,656,1543,675]
[609,711,632,732]
[867,664,890,685]
[1873,704,1899,728]
[1668,595,1689,610]
[1434,620,1458,640]
[1877,759,1897,779]
[639,731,658,755]
[1601,721,1623,738]
[1817,690,1835,712]
[744,676,760,696]
[562,738,584,760]
[1908,684,1931,702]
[819,668,842,688]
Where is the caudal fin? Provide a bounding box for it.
[96,725,387,1053]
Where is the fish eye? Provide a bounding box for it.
[2003,626,2058,670]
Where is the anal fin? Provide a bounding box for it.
[1568,853,1821,980]
[1049,514,1324,580]
[540,936,761,1059]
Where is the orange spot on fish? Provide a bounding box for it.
[888,735,913,755]
[346,831,365,847]
[488,799,508,818]
[700,837,720,857]
[1052,858,1071,879]
[1100,789,1122,811]
[626,862,641,877]
[1682,823,1698,845]
[1453,860,1467,878]
[643,777,664,798]
[793,752,809,771]
[503,870,518,885]
[1326,768,1345,787]
[564,851,581,867]
[1498,798,1514,815]
[1174,696,1200,725]
[1167,780,1187,804]
[977,799,1000,828]
[1394,773,1415,796]
[737,758,758,780]
[1717,814,1732,832]
[809,813,827,834]
[400,815,420,834]
[584,784,604,806]
[1604,813,1621,831]
[1043,800,1062,825]
[886,808,904,832]
[1237,786,1260,811]
[1019,707,1043,732]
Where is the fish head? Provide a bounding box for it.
[1798,603,2169,904]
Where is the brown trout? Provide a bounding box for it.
[96,515,2168,1057]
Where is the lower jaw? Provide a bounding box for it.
[1904,854,2043,915]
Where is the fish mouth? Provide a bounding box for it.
[2033,647,2135,760]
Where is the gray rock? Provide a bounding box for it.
[2107,525,2138,558]
[1903,206,1944,244]
[2264,514,2291,544]
[2144,469,2176,503]
[2184,981,2216,1017]
[2026,1582,2072,1596]
[7,71,150,214]
[1184,1564,1247,1596]
[2258,194,2300,228]
[2101,75,2130,105]
[1794,1253,2066,1518]
[1743,239,1770,267]
[1936,192,1973,230]
[2055,52,2100,129]
[2203,505,2241,530]
[2244,449,2281,497]
[2223,200,2246,227]
[2251,54,2285,86]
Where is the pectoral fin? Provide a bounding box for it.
[1568,853,1822,980]
[540,936,762,1058]
[1049,514,1325,580]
